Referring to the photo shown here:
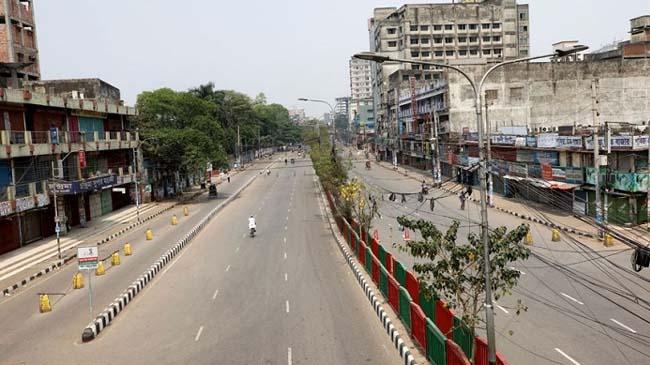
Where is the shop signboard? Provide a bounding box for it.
[36,193,49,207]
[49,175,118,195]
[491,134,517,145]
[612,172,649,193]
[633,135,649,149]
[556,136,583,149]
[609,135,633,149]
[565,167,584,184]
[541,163,553,180]
[535,151,559,165]
[552,167,567,181]
[78,151,86,169]
[15,196,35,212]
[526,136,537,147]
[585,167,606,185]
[0,201,13,216]
[508,163,528,177]
[537,133,559,148]
[584,136,606,150]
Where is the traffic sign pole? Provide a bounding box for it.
[87,271,93,322]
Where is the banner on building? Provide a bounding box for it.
[526,136,537,147]
[516,150,535,163]
[612,172,649,193]
[78,150,87,169]
[541,163,553,180]
[633,135,649,149]
[565,167,585,184]
[535,151,559,165]
[49,175,118,195]
[537,133,559,148]
[556,136,583,149]
[508,163,528,177]
[491,135,517,145]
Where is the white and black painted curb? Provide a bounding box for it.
[81,174,258,342]
[1,191,203,297]
[374,160,596,239]
[315,179,418,365]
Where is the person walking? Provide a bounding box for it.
[459,191,466,210]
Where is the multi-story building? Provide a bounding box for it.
[334,97,350,118]
[0,0,40,85]
[368,0,530,135]
[0,86,138,254]
[288,108,305,124]
[349,57,372,101]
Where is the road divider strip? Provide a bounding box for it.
[315,177,417,365]
[81,173,259,342]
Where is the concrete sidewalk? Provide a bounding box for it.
[371,158,600,239]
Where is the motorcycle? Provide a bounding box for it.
[249,227,256,237]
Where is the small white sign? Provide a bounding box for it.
[112,187,126,194]
[78,246,99,270]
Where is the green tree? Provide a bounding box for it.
[396,217,530,334]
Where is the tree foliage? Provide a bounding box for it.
[136,83,301,175]
[396,217,531,331]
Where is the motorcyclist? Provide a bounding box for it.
[248,215,256,232]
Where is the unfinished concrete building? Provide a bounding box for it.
[0,0,39,86]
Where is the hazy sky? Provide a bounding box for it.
[38,0,650,118]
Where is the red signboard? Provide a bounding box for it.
[541,163,553,180]
[78,150,86,169]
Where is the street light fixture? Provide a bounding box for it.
[355,44,588,365]
[298,98,337,150]
[133,136,158,222]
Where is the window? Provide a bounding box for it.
[459,50,467,56]
[485,90,498,102]
[458,24,466,30]
[459,37,467,43]
[492,23,501,29]
[420,25,429,31]
[482,49,491,55]
[469,49,478,55]
[434,37,442,44]
[399,26,403,33]
[411,51,420,57]
[445,37,454,44]
[422,64,430,70]
[519,12,527,20]
[469,24,478,30]
[494,48,502,56]
[434,51,444,57]
[388,41,397,47]
[387,28,397,34]
[421,37,429,44]
[493,36,501,42]
[410,37,419,45]
[483,36,491,42]
[510,87,523,101]
[402,75,410,81]
[433,25,442,31]
[445,24,453,30]
[412,64,420,70]
[482,23,490,30]
[424,74,432,80]
[421,51,430,57]
[399,40,403,46]
[522,26,528,32]
[445,50,454,56]
[520,49,529,56]
[410,25,418,32]
[469,36,478,42]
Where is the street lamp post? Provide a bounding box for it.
[298,98,337,151]
[355,45,587,365]
[132,136,158,222]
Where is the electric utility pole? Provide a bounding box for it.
[591,79,603,237]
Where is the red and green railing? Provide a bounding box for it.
[325,192,509,365]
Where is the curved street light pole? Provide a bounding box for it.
[298,98,337,151]
[354,46,586,365]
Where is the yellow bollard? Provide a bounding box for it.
[551,228,561,242]
[111,251,121,266]
[72,272,84,289]
[39,294,52,313]
[95,261,105,276]
[145,229,153,241]
[524,231,534,246]
[171,215,178,226]
[183,207,189,216]
[124,243,132,256]
[604,233,614,247]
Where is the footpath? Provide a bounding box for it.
[0,168,248,296]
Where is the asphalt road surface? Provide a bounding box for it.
[346,149,650,365]
[0,154,402,365]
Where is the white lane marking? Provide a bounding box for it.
[285,273,288,281]
[560,292,584,305]
[242,233,247,238]
[284,252,287,259]
[225,265,231,272]
[195,326,204,342]
[235,247,239,253]
[286,300,290,313]
[288,208,291,212]
[288,347,292,365]
[212,289,219,300]
[495,303,509,314]
[285,225,288,231]
[283,237,287,243]
[610,318,637,333]
[286,216,289,221]
[554,348,581,365]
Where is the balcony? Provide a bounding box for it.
[0,130,140,159]
[0,181,50,217]
[0,0,34,24]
